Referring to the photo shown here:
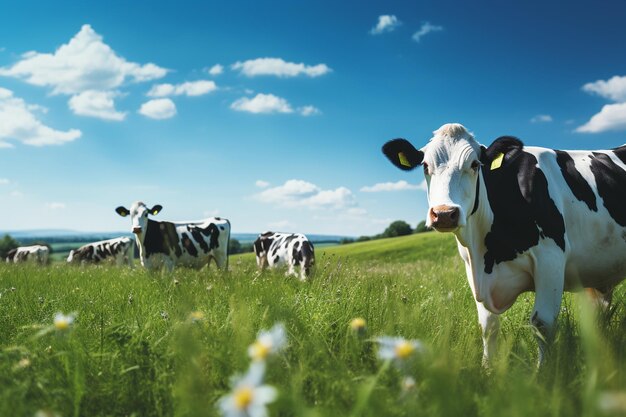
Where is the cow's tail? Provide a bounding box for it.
[301,241,315,278]
[224,219,231,272]
[67,249,75,263]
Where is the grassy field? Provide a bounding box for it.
[1,232,625,417]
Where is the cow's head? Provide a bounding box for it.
[382,123,482,232]
[115,202,163,236]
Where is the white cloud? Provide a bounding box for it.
[412,22,443,42]
[0,87,81,147]
[255,179,356,210]
[0,178,9,184]
[299,105,321,116]
[360,180,427,192]
[255,180,270,188]
[138,98,177,119]
[371,15,401,35]
[10,190,23,198]
[68,90,126,121]
[46,202,66,210]
[530,114,553,123]
[232,57,331,78]
[0,24,167,95]
[208,64,224,76]
[582,75,626,102]
[231,93,293,114]
[576,102,626,133]
[147,80,217,97]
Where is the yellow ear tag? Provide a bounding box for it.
[490,153,504,170]
[398,152,411,167]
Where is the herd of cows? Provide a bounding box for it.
[3,122,626,365]
[4,201,316,281]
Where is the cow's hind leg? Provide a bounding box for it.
[476,300,500,367]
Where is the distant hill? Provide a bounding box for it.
[0,229,352,245]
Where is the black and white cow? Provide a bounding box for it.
[67,237,134,266]
[6,245,50,265]
[253,231,315,281]
[115,202,230,271]
[383,123,626,364]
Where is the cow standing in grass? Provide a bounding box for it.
[383,123,626,364]
[254,231,315,281]
[67,237,134,266]
[115,202,230,271]
[6,245,50,265]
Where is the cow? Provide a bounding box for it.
[253,231,315,281]
[115,202,230,271]
[382,122,626,365]
[6,245,50,265]
[67,237,134,266]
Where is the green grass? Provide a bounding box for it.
[1,232,625,416]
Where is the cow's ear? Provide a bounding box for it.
[115,206,130,217]
[382,138,424,171]
[150,205,163,216]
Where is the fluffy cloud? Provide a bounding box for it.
[138,98,177,119]
[255,180,270,188]
[530,114,553,123]
[232,57,331,78]
[231,93,293,114]
[299,105,321,116]
[208,64,224,76]
[0,24,167,95]
[147,80,217,97]
[578,75,626,133]
[576,103,626,133]
[68,90,126,121]
[360,180,427,192]
[0,87,81,147]
[412,22,443,42]
[582,75,626,102]
[255,179,356,210]
[371,15,401,35]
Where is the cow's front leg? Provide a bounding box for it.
[531,258,565,365]
[476,300,500,366]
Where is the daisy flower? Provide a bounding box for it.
[218,362,278,417]
[248,323,287,362]
[376,336,423,368]
[53,312,76,331]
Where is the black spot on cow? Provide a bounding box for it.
[555,150,597,211]
[144,220,182,258]
[589,152,626,227]
[181,232,198,257]
[189,226,210,253]
[273,256,280,264]
[612,145,626,165]
[480,137,566,273]
[220,226,225,231]
[6,248,17,262]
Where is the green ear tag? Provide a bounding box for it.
[490,153,504,170]
[398,152,411,167]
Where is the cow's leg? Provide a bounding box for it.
[531,257,565,365]
[476,300,500,366]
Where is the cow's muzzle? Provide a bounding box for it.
[429,205,460,232]
[132,227,142,235]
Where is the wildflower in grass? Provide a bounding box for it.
[248,323,287,362]
[401,376,417,393]
[53,312,75,331]
[188,311,205,323]
[350,317,367,335]
[218,362,277,417]
[376,336,423,368]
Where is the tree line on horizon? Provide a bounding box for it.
[339,220,432,245]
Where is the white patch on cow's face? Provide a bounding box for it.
[129,201,150,236]
[422,124,482,231]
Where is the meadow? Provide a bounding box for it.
[1,232,625,417]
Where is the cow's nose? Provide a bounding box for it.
[132,227,142,234]
[429,205,460,230]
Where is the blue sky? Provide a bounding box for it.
[1,0,626,236]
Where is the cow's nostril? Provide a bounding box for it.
[450,208,459,222]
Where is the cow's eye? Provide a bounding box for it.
[470,160,480,172]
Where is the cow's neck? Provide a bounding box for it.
[453,169,494,298]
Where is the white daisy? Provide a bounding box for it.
[53,312,76,331]
[218,362,278,417]
[248,323,287,362]
[376,336,423,366]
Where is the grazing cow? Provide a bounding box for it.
[382,123,626,364]
[6,245,50,265]
[67,237,134,266]
[115,202,230,271]
[254,231,315,281]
